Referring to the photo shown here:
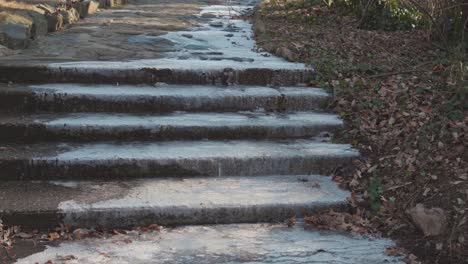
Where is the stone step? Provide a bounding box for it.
[0,111,342,142]
[0,64,313,86]
[0,140,358,180]
[14,222,403,263]
[0,175,348,228]
[0,84,331,113]
[31,222,404,263]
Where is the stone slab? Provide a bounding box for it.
[0,175,349,227]
[0,111,342,141]
[0,84,331,112]
[0,140,359,180]
[15,222,404,263]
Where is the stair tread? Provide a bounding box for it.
[0,111,342,128]
[0,175,348,227]
[1,139,358,160]
[0,175,347,213]
[19,83,330,97]
[0,84,331,113]
[15,222,402,264]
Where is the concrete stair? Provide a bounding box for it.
[0,0,357,231]
[0,1,406,263]
[0,84,330,113]
[0,81,358,230]
[0,175,349,228]
[0,140,357,180]
[0,111,342,142]
[0,64,313,86]
[15,222,402,264]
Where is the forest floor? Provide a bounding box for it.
[252,1,467,263]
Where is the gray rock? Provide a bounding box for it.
[277,46,295,62]
[408,204,447,236]
[0,23,31,49]
[36,4,55,14]
[181,33,193,39]
[76,0,100,18]
[46,13,63,32]
[26,11,48,38]
[60,8,80,25]
[0,44,16,56]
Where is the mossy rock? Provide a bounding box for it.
[0,11,33,49]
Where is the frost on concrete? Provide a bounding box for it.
[16,223,403,264]
[28,84,329,97]
[47,0,308,71]
[38,112,342,128]
[41,140,358,161]
[56,175,348,211]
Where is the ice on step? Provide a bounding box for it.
[16,222,403,264]
[48,0,308,71]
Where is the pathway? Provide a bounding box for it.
[0,0,402,263]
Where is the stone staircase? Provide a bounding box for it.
[0,0,359,234]
[0,2,409,263]
[0,81,358,228]
[0,0,363,232]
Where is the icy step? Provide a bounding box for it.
[14,222,403,264]
[0,64,313,85]
[0,140,359,180]
[0,175,348,228]
[0,111,342,142]
[0,84,331,113]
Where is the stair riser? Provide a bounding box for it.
[0,123,340,142]
[0,156,355,180]
[0,66,313,86]
[0,92,330,113]
[1,204,347,229]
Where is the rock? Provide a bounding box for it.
[0,44,16,56]
[75,0,99,18]
[110,0,127,7]
[276,46,295,62]
[73,228,90,239]
[26,11,48,38]
[181,34,193,39]
[46,13,63,32]
[253,12,266,34]
[98,0,127,8]
[408,204,447,236]
[60,8,80,25]
[0,23,31,49]
[36,4,55,14]
[224,33,234,37]
[84,0,100,17]
[0,12,34,49]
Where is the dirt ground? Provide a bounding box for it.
[252,1,467,263]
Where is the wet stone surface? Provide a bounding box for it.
[0,140,359,180]
[15,223,404,264]
[0,84,331,113]
[0,175,349,227]
[0,0,401,262]
[0,111,343,141]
